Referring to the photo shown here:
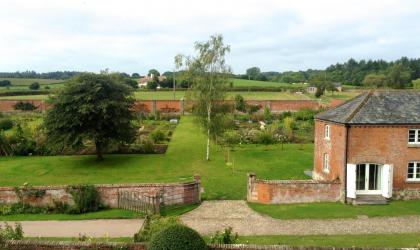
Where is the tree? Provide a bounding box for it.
[147,81,158,90]
[387,64,411,89]
[29,82,40,90]
[0,80,11,87]
[44,73,136,160]
[363,73,387,88]
[412,78,420,89]
[122,78,139,89]
[246,67,261,80]
[148,69,160,77]
[176,34,231,160]
[131,73,140,78]
[234,94,246,112]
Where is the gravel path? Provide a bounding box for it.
[7,219,144,238]
[181,200,420,236]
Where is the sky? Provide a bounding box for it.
[1,0,420,75]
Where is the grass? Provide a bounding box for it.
[233,234,420,248]
[0,209,142,221]
[160,204,200,217]
[0,78,65,91]
[248,200,420,219]
[230,78,305,88]
[0,95,50,100]
[23,234,420,248]
[0,116,313,200]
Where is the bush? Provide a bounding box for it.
[68,185,101,214]
[0,80,11,87]
[234,94,246,112]
[263,106,272,123]
[259,130,276,145]
[0,223,23,240]
[210,227,238,244]
[13,101,37,111]
[134,216,180,242]
[29,82,40,90]
[150,129,167,143]
[149,224,207,250]
[0,119,13,130]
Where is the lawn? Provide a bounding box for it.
[230,78,305,88]
[23,234,420,248]
[0,209,142,221]
[0,78,65,91]
[235,234,420,248]
[0,116,313,200]
[248,200,420,219]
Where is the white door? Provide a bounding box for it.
[346,164,356,199]
[355,163,382,195]
[381,164,393,198]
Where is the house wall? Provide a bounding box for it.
[347,125,420,199]
[313,120,347,184]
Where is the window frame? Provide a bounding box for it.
[323,153,330,173]
[407,162,420,181]
[324,124,330,140]
[408,129,420,145]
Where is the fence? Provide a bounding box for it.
[118,191,160,214]
[117,179,201,214]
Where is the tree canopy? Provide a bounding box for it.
[44,73,136,160]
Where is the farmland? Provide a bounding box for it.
[0,78,65,91]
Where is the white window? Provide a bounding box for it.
[325,124,330,140]
[408,129,420,144]
[407,162,420,181]
[323,154,330,173]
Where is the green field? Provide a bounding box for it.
[0,78,65,91]
[249,200,420,219]
[230,78,305,88]
[0,116,313,200]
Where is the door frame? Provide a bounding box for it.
[355,163,383,195]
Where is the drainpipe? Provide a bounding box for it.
[343,124,349,204]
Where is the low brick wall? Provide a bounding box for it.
[0,177,201,208]
[393,189,420,200]
[0,99,319,114]
[247,173,341,204]
[1,241,401,250]
[2,240,146,250]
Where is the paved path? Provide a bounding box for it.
[7,219,144,238]
[181,200,420,236]
[6,200,420,237]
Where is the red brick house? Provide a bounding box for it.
[313,91,420,203]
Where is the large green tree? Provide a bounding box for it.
[246,67,261,80]
[363,73,387,88]
[176,34,231,160]
[44,73,136,160]
[387,64,411,89]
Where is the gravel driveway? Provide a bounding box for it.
[181,200,420,236]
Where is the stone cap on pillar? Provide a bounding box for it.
[248,172,256,180]
[193,174,201,183]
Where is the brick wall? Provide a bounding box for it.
[247,174,341,204]
[312,120,347,183]
[0,177,201,208]
[0,99,319,113]
[2,241,399,250]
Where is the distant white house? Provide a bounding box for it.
[137,74,167,88]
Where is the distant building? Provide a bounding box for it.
[138,74,167,88]
[307,85,318,94]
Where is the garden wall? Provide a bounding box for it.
[1,241,402,250]
[0,99,319,113]
[247,173,341,204]
[0,176,201,208]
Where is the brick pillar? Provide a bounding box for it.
[193,174,201,203]
[152,100,157,115]
[247,172,256,202]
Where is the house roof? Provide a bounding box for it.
[315,90,420,124]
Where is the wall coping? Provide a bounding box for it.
[0,180,198,191]
[3,240,145,248]
[209,244,397,250]
[253,179,340,185]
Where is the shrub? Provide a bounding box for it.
[13,101,37,111]
[150,129,167,143]
[29,82,40,90]
[221,130,241,147]
[134,216,180,242]
[0,119,13,130]
[0,223,23,240]
[234,94,246,112]
[149,224,207,250]
[68,185,101,214]
[210,227,238,244]
[138,135,155,153]
[0,80,11,87]
[294,108,317,121]
[263,106,272,123]
[259,130,276,145]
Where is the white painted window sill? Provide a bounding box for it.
[408,144,420,148]
[406,180,420,183]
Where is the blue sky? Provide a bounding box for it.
[1,0,420,75]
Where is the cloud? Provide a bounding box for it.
[0,0,420,74]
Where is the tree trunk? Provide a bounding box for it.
[95,140,104,161]
[206,103,211,161]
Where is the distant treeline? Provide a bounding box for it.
[236,57,420,88]
[0,71,83,80]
